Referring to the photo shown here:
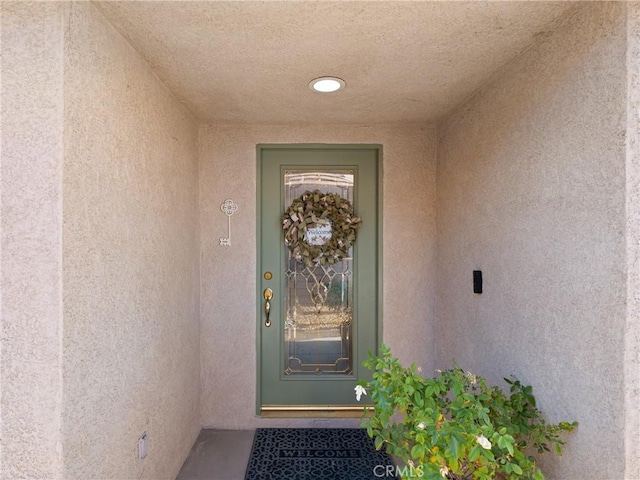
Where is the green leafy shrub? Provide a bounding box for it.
[357,344,577,480]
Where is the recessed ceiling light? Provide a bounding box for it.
[309,77,346,93]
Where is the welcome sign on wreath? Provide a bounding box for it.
[282,190,362,267]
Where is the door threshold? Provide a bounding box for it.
[260,405,370,418]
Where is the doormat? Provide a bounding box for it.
[244,428,398,480]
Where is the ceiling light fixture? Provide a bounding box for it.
[309,76,345,93]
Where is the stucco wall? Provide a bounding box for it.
[436,3,628,479]
[625,4,640,478]
[199,124,436,429]
[62,3,200,479]
[1,3,64,478]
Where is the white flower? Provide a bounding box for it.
[354,385,367,401]
[476,434,492,450]
[416,422,425,430]
[439,465,450,478]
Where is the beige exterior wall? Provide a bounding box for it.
[199,124,436,429]
[625,4,640,478]
[436,3,629,479]
[1,3,65,478]
[62,3,200,479]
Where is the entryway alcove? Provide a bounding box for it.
[2,2,639,480]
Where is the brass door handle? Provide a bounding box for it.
[263,288,273,327]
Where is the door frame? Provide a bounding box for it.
[255,144,384,415]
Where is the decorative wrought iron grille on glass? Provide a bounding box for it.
[283,170,355,375]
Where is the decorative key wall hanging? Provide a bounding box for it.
[219,199,238,246]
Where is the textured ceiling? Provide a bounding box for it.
[95,1,578,125]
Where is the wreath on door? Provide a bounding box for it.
[282,189,362,267]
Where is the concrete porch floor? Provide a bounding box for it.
[176,430,255,480]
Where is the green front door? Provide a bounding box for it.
[257,145,381,413]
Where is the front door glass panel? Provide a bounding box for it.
[283,170,354,375]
